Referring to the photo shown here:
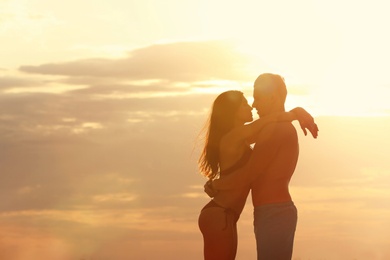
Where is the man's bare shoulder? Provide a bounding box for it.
[276,121,297,134]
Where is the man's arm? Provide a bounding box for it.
[212,122,290,190]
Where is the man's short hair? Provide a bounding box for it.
[254,73,287,102]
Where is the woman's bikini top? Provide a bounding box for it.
[220,146,252,175]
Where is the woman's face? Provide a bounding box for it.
[235,96,253,124]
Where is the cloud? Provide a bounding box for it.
[0,75,41,90]
[19,41,253,82]
[0,89,210,213]
[2,41,262,149]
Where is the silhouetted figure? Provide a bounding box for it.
[198,87,318,260]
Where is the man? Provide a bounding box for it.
[206,73,318,259]
[248,73,303,259]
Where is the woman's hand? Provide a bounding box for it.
[204,179,218,198]
[290,107,319,138]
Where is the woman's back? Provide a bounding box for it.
[212,133,252,215]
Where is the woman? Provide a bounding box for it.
[197,90,317,260]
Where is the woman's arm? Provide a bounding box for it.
[243,112,295,144]
[232,107,317,144]
[207,107,319,192]
[211,122,295,191]
[290,107,319,138]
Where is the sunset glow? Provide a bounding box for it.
[1,0,390,259]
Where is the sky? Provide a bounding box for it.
[1,0,390,259]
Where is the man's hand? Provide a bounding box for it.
[290,107,319,138]
[204,179,218,198]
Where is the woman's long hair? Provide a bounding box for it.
[198,90,244,180]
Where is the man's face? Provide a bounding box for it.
[252,88,273,117]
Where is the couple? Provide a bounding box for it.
[198,73,319,260]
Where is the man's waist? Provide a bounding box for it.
[251,190,292,207]
[253,199,294,208]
